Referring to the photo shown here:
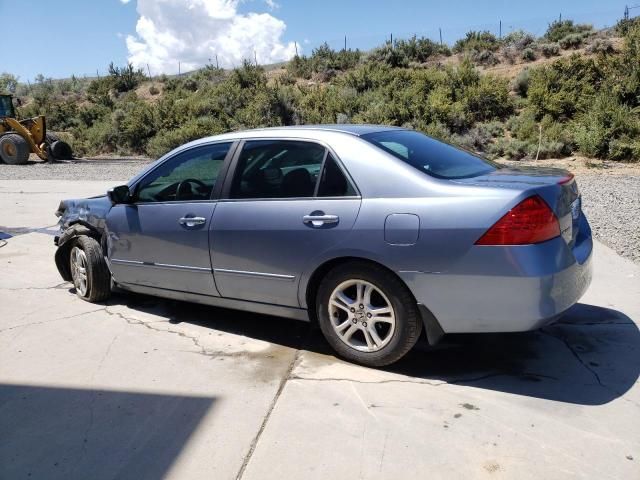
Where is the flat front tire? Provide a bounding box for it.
[317,261,422,367]
[70,236,111,302]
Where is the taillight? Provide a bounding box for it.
[475,195,560,245]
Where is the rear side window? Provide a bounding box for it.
[362,130,498,180]
[317,154,356,197]
[230,140,325,199]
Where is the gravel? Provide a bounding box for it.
[0,158,151,182]
[577,173,640,264]
[1,158,638,264]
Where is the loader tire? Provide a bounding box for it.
[45,132,60,144]
[50,140,73,160]
[0,134,30,165]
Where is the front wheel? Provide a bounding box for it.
[70,236,111,302]
[316,262,422,367]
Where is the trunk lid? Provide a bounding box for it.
[454,166,581,246]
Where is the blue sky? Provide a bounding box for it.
[0,0,631,82]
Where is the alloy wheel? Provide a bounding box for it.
[70,246,88,296]
[328,279,396,352]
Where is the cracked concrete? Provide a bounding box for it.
[1,180,640,479]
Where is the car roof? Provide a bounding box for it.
[243,124,404,136]
[198,124,406,142]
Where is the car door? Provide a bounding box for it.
[210,139,361,307]
[106,142,235,296]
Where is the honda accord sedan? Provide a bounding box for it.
[54,125,592,366]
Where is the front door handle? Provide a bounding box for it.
[303,212,339,228]
[179,216,206,228]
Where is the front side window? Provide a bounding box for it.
[362,130,498,180]
[136,143,231,203]
[230,140,326,199]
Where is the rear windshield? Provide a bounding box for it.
[361,130,498,180]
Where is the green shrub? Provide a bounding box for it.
[488,137,530,160]
[587,38,614,54]
[453,31,500,53]
[471,49,499,66]
[286,55,313,79]
[607,136,640,160]
[0,73,19,93]
[572,92,640,158]
[522,48,536,61]
[512,68,530,96]
[146,117,227,157]
[544,20,593,43]
[559,33,585,49]
[527,55,603,120]
[540,43,560,57]
[615,16,640,36]
[502,30,536,51]
[381,36,450,64]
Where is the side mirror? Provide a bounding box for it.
[107,185,132,204]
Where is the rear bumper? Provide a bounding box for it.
[399,217,593,334]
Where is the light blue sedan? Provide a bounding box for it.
[54,125,592,366]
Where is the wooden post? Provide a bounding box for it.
[216,54,219,69]
[254,50,258,66]
[178,62,181,75]
[294,42,298,57]
[146,64,151,78]
[439,28,443,46]
[499,20,502,39]
[344,35,347,51]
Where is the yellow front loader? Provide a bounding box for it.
[0,94,72,164]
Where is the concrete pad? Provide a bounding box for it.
[241,242,640,480]
[1,180,639,479]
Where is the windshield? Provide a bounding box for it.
[0,96,14,118]
[361,129,498,180]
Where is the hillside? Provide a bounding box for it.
[2,17,640,162]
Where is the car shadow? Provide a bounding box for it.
[105,292,639,406]
[0,383,216,480]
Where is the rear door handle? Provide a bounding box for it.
[303,213,339,228]
[179,216,206,227]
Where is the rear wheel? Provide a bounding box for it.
[316,262,422,367]
[0,134,30,165]
[70,236,111,302]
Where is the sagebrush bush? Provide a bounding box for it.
[559,33,585,50]
[502,30,536,51]
[512,68,530,96]
[540,43,560,57]
[587,39,614,55]
[453,31,500,53]
[521,48,536,61]
[544,20,593,43]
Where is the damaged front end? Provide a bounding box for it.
[54,195,112,280]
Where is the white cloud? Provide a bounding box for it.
[120,0,132,4]
[125,0,297,74]
[264,0,279,9]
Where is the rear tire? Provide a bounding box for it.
[0,134,30,165]
[316,261,422,367]
[69,236,111,303]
